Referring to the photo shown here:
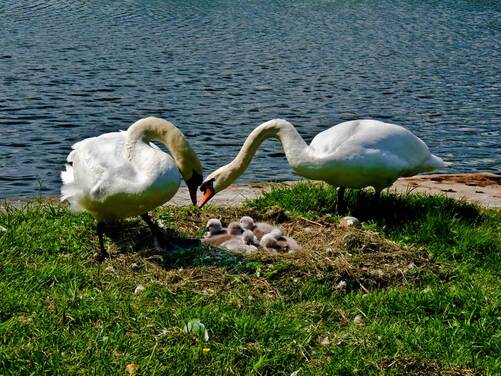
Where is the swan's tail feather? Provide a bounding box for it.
[61,164,74,185]
[427,154,449,170]
[60,164,83,211]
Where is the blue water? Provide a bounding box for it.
[0,0,500,199]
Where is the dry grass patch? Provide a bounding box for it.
[96,206,434,296]
[273,219,431,291]
[100,252,279,300]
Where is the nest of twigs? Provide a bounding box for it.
[97,205,434,297]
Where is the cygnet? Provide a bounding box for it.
[260,229,301,253]
[242,229,259,247]
[260,229,288,253]
[220,230,258,255]
[203,221,244,247]
[239,216,278,240]
[204,218,226,237]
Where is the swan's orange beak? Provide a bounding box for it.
[197,180,215,208]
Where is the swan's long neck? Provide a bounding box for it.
[125,117,201,181]
[217,119,317,189]
[235,119,312,170]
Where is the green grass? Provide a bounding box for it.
[0,186,499,375]
[249,182,500,267]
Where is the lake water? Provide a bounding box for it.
[0,0,500,199]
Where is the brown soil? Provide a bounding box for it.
[391,173,501,209]
[419,173,500,187]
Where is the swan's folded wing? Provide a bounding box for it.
[69,132,140,200]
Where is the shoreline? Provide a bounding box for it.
[165,172,501,209]
[2,173,500,209]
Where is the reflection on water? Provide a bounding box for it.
[0,0,500,198]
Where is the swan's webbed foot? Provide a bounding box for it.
[336,187,347,215]
[94,221,110,262]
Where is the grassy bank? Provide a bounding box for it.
[0,183,499,375]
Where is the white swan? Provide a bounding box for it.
[198,119,445,213]
[61,116,203,259]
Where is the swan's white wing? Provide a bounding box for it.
[308,120,443,188]
[311,120,435,169]
[72,132,139,199]
[61,131,181,219]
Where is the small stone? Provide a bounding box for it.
[354,314,364,325]
[134,284,145,294]
[320,337,330,346]
[104,266,116,273]
[335,280,347,291]
[340,216,361,228]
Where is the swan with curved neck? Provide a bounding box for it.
[198,118,445,212]
[61,116,203,259]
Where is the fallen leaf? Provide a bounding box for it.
[125,363,139,375]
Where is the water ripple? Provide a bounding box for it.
[0,0,500,198]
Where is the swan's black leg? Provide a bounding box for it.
[336,187,347,215]
[95,221,110,261]
[141,213,160,234]
[140,213,201,250]
[141,213,179,250]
